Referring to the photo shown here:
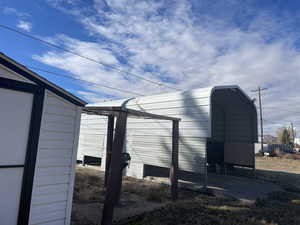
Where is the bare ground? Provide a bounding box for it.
[118,156,300,225]
[255,156,300,192]
[72,156,300,225]
[117,191,300,225]
[71,166,198,225]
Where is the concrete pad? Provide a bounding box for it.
[178,173,282,202]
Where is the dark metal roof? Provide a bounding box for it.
[0,52,87,106]
[83,106,181,121]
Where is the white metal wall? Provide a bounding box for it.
[77,114,107,160]
[78,88,212,174]
[29,91,81,225]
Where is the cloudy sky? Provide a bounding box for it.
[1,0,300,135]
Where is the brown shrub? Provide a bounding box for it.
[73,167,105,203]
[145,185,169,202]
[281,153,300,160]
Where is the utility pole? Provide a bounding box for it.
[252,87,268,155]
[291,122,295,149]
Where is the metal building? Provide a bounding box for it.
[78,86,257,179]
[0,53,86,225]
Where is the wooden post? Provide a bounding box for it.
[104,115,115,187]
[101,112,127,225]
[170,120,179,201]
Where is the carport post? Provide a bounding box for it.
[101,111,127,225]
[170,120,179,201]
[104,115,115,187]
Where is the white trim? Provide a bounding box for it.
[65,106,82,225]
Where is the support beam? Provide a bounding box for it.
[101,112,127,225]
[104,115,115,187]
[170,120,179,201]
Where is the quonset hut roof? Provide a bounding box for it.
[85,85,257,139]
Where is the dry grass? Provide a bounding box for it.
[281,153,300,160]
[116,157,300,225]
[73,167,181,204]
[256,156,300,192]
[73,157,300,225]
[118,192,300,225]
[73,166,106,203]
[72,166,199,225]
[122,176,171,202]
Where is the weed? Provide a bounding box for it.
[145,186,169,202]
[255,197,267,207]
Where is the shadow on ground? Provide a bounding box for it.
[144,165,283,202]
[116,190,300,225]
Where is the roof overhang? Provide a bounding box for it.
[83,106,181,121]
[0,52,87,106]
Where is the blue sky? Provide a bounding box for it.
[1,0,300,135]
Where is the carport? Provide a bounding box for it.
[82,106,181,225]
[208,88,258,170]
[77,85,258,185]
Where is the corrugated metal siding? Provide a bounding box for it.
[224,109,253,142]
[78,88,212,174]
[211,105,225,142]
[211,89,256,143]
[209,89,256,168]
[127,134,206,173]
[29,91,80,225]
[224,142,255,166]
[77,114,108,160]
[212,108,253,142]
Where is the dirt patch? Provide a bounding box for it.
[256,156,300,192]
[256,156,300,173]
[72,157,300,225]
[280,153,300,160]
[71,166,198,225]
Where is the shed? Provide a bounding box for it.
[0,53,86,225]
[78,86,257,180]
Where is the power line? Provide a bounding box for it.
[264,121,292,125]
[264,119,300,124]
[263,107,300,114]
[0,24,181,91]
[291,122,295,147]
[27,66,144,96]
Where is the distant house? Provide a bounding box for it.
[295,138,300,146]
[263,135,277,144]
[255,143,294,154]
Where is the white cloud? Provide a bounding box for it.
[3,7,30,18]
[36,0,300,135]
[17,20,32,32]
